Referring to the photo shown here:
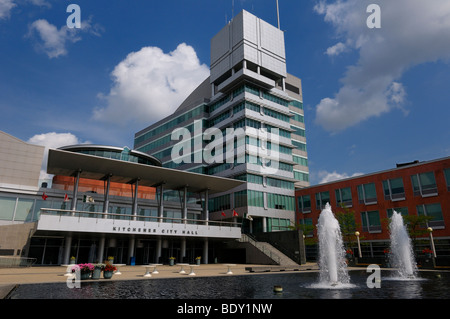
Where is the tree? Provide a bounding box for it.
[335,204,362,250]
[402,214,433,250]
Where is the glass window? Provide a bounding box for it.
[138,208,158,222]
[357,183,377,204]
[292,155,308,166]
[289,100,303,110]
[267,193,294,210]
[209,194,230,212]
[361,210,381,233]
[294,171,309,182]
[15,198,35,221]
[335,187,352,207]
[292,140,307,152]
[298,195,311,213]
[0,196,16,221]
[417,203,444,229]
[234,190,247,208]
[411,172,438,196]
[266,177,294,190]
[315,191,330,210]
[247,190,264,208]
[267,218,291,231]
[33,199,48,221]
[382,178,405,201]
[443,168,450,191]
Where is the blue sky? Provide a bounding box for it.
[1,0,449,185]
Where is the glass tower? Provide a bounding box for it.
[134,10,309,233]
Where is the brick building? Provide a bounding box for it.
[295,157,450,263]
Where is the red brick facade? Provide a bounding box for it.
[295,157,450,257]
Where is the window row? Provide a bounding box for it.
[234,174,295,190]
[298,170,448,212]
[134,104,207,145]
[299,203,445,234]
[209,191,295,212]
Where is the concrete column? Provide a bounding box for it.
[132,178,139,221]
[98,236,105,263]
[158,184,164,219]
[128,237,135,264]
[63,236,72,265]
[102,174,112,218]
[204,189,209,225]
[71,170,81,214]
[262,217,267,232]
[183,186,188,224]
[180,238,186,262]
[156,238,162,263]
[203,238,208,264]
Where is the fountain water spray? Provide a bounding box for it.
[388,211,418,279]
[316,203,350,286]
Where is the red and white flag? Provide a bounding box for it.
[42,193,48,200]
[233,210,238,217]
[221,211,226,217]
[64,194,69,202]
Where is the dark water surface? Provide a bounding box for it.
[8,270,450,299]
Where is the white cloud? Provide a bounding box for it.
[27,17,102,58]
[27,132,90,180]
[27,19,79,58]
[93,43,210,126]
[325,42,347,56]
[317,170,363,184]
[314,0,450,133]
[0,0,15,19]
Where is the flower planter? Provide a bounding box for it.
[103,271,114,279]
[92,268,102,279]
[80,272,91,280]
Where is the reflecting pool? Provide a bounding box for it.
[8,270,450,299]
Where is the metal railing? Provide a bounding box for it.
[40,208,242,228]
[238,234,282,264]
[0,256,36,268]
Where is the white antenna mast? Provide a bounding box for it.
[276,0,280,29]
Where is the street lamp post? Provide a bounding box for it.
[428,227,437,258]
[355,231,362,258]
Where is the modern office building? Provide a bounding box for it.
[134,10,309,235]
[0,130,244,265]
[295,157,450,263]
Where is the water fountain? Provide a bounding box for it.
[315,203,350,287]
[388,211,418,279]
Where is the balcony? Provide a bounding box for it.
[36,209,242,239]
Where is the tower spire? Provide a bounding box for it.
[276,0,280,29]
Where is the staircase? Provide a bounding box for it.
[237,234,299,266]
